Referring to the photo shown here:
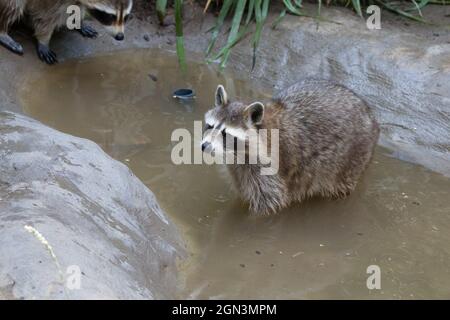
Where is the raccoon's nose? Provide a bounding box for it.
[115,33,124,41]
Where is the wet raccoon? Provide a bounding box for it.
[202,80,380,215]
[0,0,133,64]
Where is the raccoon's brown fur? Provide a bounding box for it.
[203,79,380,215]
[0,0,132,64]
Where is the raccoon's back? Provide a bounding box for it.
[275,79,368,115]
[273,79,379,175]
[274,79,378,137]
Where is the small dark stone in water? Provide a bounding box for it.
[240,264,245,268]
[148,74,158,82]
[433,33,439,37]
[143,34,150,41]
[270,264,275,267]
[357,232,363,236]
[255,250,261,255]
[412,201,421,206]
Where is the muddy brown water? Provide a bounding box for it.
[20,49,450,299]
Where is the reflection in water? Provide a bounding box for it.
[21,49,450,299]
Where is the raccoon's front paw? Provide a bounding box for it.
[36,43,58,65]
[79,25,98,38]
[0,34,24,55]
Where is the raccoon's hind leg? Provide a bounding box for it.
[0,1,25,55]
[335,135,376,198]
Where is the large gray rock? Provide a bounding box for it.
[0,111,185,299]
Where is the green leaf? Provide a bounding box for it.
[351,0,363,17]
[156,0,168,25]
[245,0,256,26]
[409,0,424,16]
[206,0,233,57]
[219,0,248,69]
[283,0,303,15]
[272,9,287,29]
[210,27,250,62]
[428,0,450,3]
[252,0,269,70]
[406,0,430,13]
[174,0,186,71]
[374,0,429,23]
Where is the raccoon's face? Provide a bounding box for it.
[84,0,133,41]
[202,85,265,156]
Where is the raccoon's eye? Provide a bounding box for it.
[204,124,213,131]
[89,9,117,26]
[124,14,131,23]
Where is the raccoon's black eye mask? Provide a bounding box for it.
[89,9,117,26]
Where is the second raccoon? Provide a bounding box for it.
[0,0,133,64]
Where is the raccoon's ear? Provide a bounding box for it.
[245,102,265,126]
[215,85,228,107]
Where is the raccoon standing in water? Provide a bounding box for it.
[202,80,380,215]
[0,0,133,64]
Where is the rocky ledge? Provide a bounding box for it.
[0,112,185,299]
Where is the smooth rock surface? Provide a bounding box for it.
[0,112,185,299]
